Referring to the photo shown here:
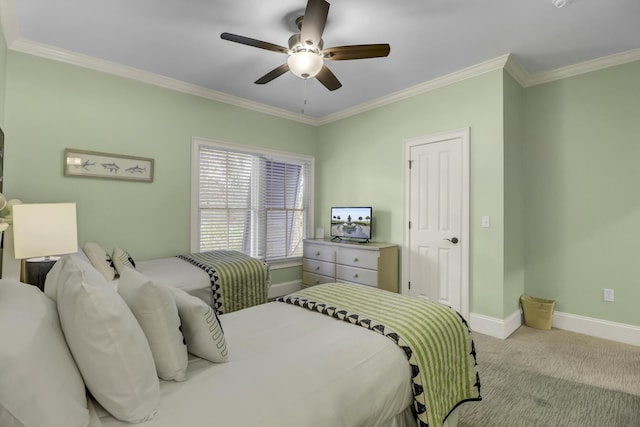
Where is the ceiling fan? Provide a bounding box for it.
[220,0,390,91]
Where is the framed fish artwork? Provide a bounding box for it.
[64,148,154,182]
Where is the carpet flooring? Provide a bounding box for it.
[456,326,640,427]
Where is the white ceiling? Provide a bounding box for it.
[2,0,640,123]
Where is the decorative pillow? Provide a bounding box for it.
[118,268,188,381]
[112,247,136,275]
[170,287,229,363]
[83,242,116,280]
[44,251,95,301]
[52,255,160,423]
[0,279,90,427]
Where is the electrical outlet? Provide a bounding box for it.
[603,288,614,302]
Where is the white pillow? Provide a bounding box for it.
[82,242,116,280]
[0,279,90,427]
[118,268,188,381]
[112,247,136,275]
[45,252,99,301]
[170,287,229,363]
[52,255,160,423]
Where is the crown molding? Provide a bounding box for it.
[521,48,640,87]
[2,0,639,126]
[6,37,319,126]
[317,54,511,125]
[504,55,530,87]
[6,34,640,126]
[0,0,19,46]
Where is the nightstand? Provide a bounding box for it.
[23,257,58,291]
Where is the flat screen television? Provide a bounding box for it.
[330,206,372,242]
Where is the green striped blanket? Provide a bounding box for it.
[177,250,269,314]
[278,283,481,427]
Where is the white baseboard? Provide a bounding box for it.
[470,309,639,347]
[470,310,522,339]
[267,280,302,300]
[552,311,640,347]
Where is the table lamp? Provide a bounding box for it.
[12,203,78,284]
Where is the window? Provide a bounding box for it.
[191,139,313,263]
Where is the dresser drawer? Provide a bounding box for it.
[336,247,378,270]
[336,265,378,287]
[302,258,335,277]
[302,271,335,287]
[303,243,335,263]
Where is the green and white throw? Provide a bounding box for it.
[178,250,269,314]
[278,283,481,427]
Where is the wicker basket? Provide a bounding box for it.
[520,294,555,330]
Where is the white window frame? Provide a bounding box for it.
[190,138,314,268]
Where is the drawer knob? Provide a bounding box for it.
[315,266,320,271]
[354,274,359,278]
[354,257,359,262]
[316,252,321,256]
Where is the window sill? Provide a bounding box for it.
[267,258,302,270]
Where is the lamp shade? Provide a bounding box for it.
[12,203,78,259]
[287,51,323,79]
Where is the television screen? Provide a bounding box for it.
[330,207,372,241]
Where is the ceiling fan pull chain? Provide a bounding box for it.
[301,79,310,115]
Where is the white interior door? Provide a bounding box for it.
[404,129,469,318]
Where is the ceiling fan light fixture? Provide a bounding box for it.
[287,51,323,79]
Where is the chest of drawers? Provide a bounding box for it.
[302,239,398,292]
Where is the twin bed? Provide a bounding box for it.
[122,250,269,314]
[0,249,481,427]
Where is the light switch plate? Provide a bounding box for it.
[481,216,490,228]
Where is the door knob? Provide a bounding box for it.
[444,237,459,244]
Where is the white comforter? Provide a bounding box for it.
[131,257,214,307]
[92,301,414,427]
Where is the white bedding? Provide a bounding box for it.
[91,301,415,427]
[132,257,214,307]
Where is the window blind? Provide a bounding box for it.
[195,142,311,262]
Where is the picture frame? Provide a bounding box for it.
[64,148,154,182]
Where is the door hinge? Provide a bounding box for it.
[408,159,413,169]
[408,281,411,290]
[408,221,412,230]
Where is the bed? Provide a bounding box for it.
[0,254,480,427]
[89,245,270,313]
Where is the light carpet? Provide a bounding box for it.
[457,326,640,427]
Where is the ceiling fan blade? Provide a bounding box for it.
[300,0,330,47]
[221,32,289,54]
[255,63,290,85]
[322,44,391,60]
[315,65,342,91]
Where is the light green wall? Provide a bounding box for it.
[317,71,506,318]
[2,52,316,284]
[503,71,525,316]
[0,29,6,274]
[0,29,6,126]
[4,41,638,327]
[522,60,640,326]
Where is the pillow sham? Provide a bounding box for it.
[52,255,160,423]
[170,287,229,363]
[118,268,188,381]
[0,279,90,427]
[82,242,116,281]
[112,247,136,274]
[45,252,96,301]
